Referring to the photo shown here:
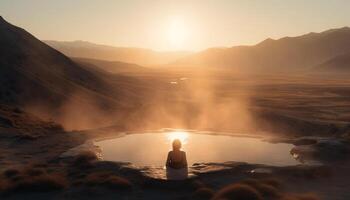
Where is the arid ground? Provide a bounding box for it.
[1,69,350,200]
[1,14,350,199]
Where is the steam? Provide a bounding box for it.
[24,69,258,134]
[24,91,123,131]
[131,70,256,133]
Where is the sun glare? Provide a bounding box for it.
[166,131,189,145]
[167,17,189,49]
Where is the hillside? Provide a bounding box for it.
[0,104,63,138]
[72,57,150,74]
[315,53,350,73]
[45,40,190,66]
[174,27,350,72]
[0,16,147,130]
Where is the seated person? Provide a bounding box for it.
[165,139,188,180]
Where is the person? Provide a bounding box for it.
[165,139,188,180]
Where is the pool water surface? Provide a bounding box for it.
[95,130,300,167]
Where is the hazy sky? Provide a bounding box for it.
[1,0,350,51]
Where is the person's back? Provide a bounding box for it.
[165,139,188,180]
[167,150,187,169]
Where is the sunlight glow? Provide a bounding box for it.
[166,131,189,145]
[167,17,189,49]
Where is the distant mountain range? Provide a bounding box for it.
[173,27,350,73]
[45,40,190,67]
[46,27,350,73]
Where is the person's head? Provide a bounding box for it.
[172,139,182,150]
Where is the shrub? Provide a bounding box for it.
[191,187,214,200]
[252,183,280,198]
[281,193,320,200]
[0,180,8,192]
[260,178,282,189]
[25,168,46,177]
[241,179,281,198]
[3,169,19,178]
[3,173,68,195]
[103,176,132,190]
[10,175,24,183]
[13,107,22,114]
[191,180,206,189]
[293,193,320,200]
[31,163,48,168]
[212,183,263,200]
[84,173,132,191]
[72,151,98,169]
[240,179,260,187]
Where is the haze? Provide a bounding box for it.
[1,0,350,199]
[1,0,350,51]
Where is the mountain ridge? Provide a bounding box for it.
[174,26,350,72]
[45,40,191,66]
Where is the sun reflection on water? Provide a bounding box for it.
[96,130,301,167]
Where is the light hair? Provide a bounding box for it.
[172,139,182,150]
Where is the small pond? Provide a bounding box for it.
[95,130,301,167]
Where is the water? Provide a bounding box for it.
[95,131,300,167]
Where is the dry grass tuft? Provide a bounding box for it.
[0,164,68,196]
[253,183,280,198]
[241,178,281,198]
[2,173,67,195]
[83,172,133,191]
[281,193,320,200]
[3,169,20,178]
[213,178,321,200]
[212,183,263,200]
[191,180,207,189]
[260,178,282,189]
[191,187,214,200]
[72,151,98,168]
[25,168,46,177]
[0,180,8,192]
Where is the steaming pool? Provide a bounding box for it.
[94,130,301,167]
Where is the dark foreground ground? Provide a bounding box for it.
[1,73,350,199]
[1,122,350,200]
[0,136,349,200]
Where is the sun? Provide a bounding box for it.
[167,17,189,49]
[166,131,189,145]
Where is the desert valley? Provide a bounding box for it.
[1,1,350,199]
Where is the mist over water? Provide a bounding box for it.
[24,69,259,133]
[127,71,257,134]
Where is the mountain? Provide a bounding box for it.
[45,40,191,66]
[72,57,150,74]
[174,27,350,72]
[314,53,350,72]
[0,16,145,129]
